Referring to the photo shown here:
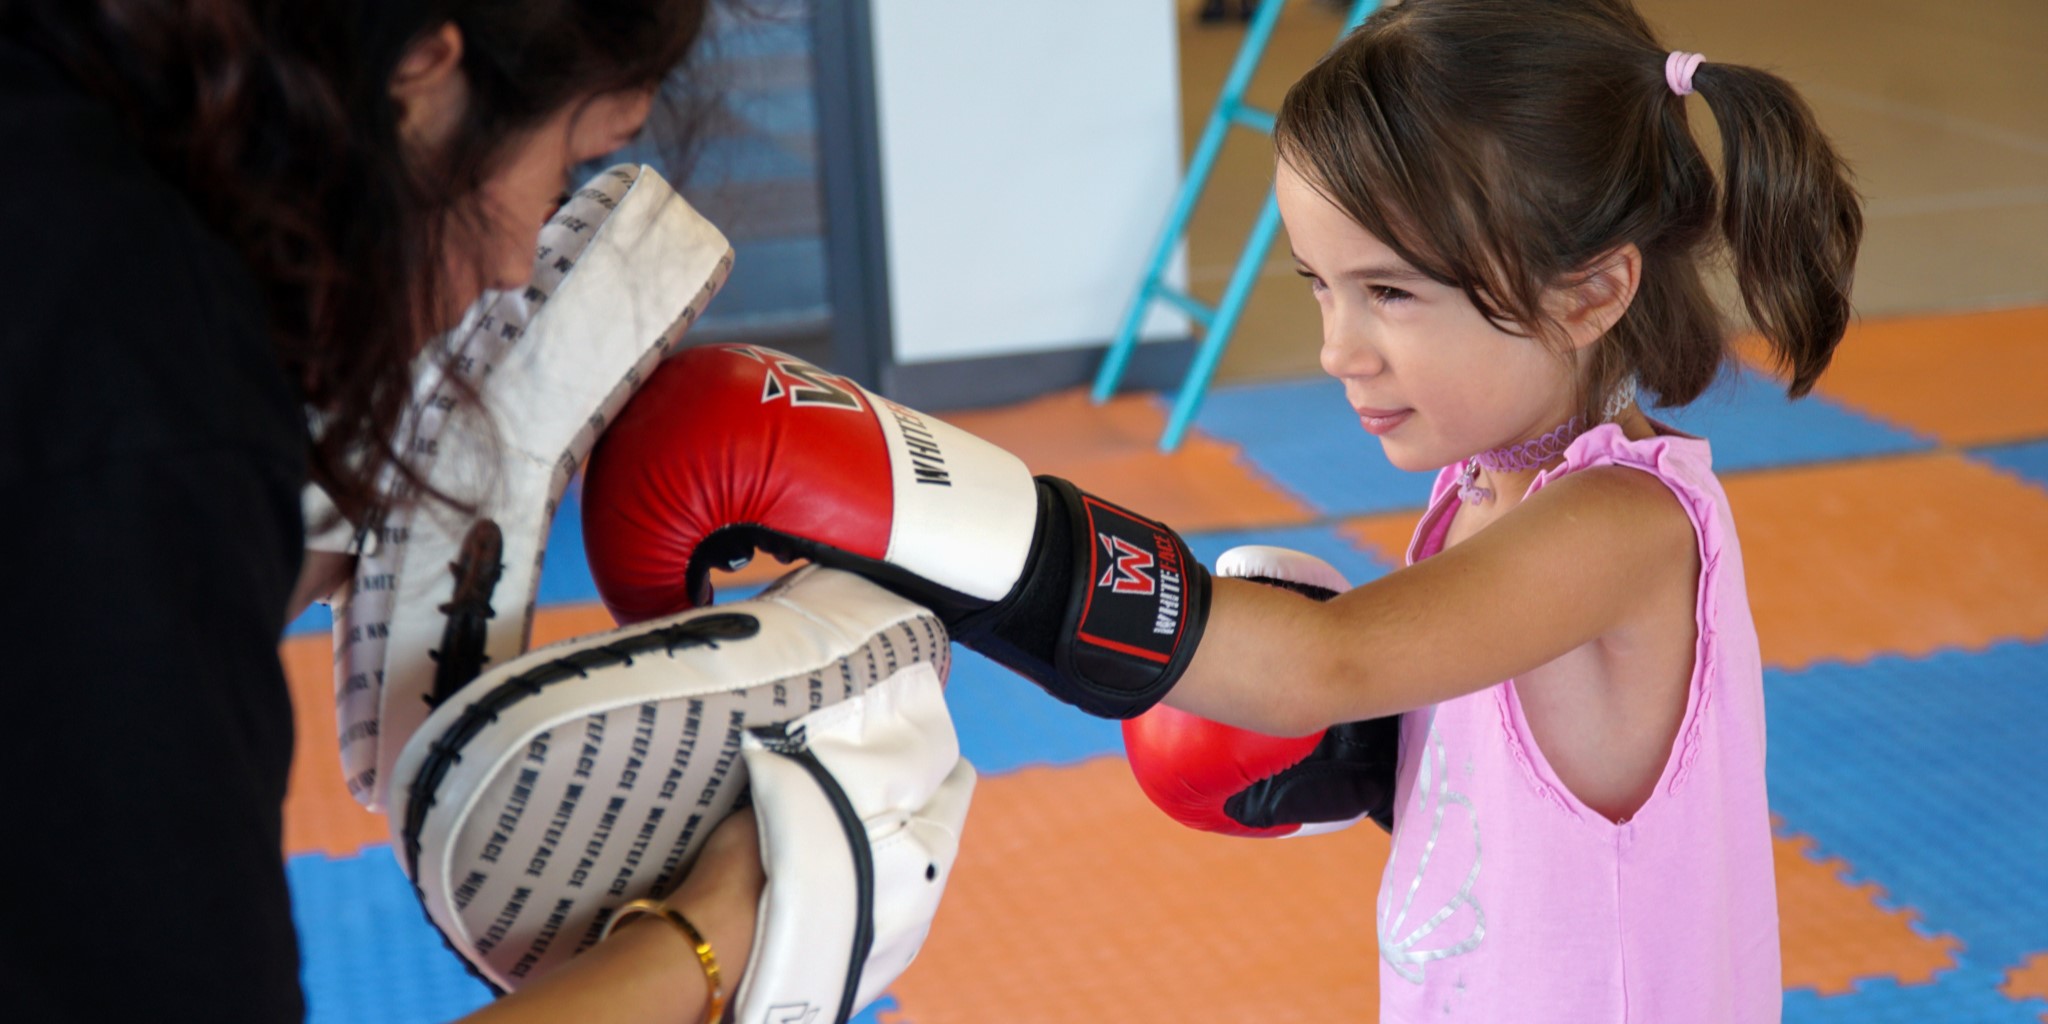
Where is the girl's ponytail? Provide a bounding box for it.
[1696,63,1863,397]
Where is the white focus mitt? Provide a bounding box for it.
[331,163,733,810]
[391,566,975,1023]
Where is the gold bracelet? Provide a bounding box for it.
[600,897,726,1023]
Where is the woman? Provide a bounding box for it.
[0,2,759,1021]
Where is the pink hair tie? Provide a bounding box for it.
[1665,51,1705,96]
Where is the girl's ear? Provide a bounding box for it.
[1550,243,1643,352]
[390,22,468,152]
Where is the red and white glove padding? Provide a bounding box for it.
[581,345,1210,720]
[1123,546,1399,837]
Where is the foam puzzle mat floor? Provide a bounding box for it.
[279,306,2048,1022]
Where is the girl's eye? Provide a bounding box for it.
[1294,269,1328,294]
[1368,285,1413,305]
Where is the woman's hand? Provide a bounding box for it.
[456,806,766,1024]
[658,806,766,991]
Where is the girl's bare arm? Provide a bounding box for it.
[1167,466,1699,735]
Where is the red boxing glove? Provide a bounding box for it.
[583,343,1039,620]
[581,344,1210,720]
[1123,546,1398,836]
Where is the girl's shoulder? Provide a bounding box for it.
[1528,421,1733,561]
[1551,420,1715,479]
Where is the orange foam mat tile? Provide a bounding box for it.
[1805,306,2048,447]
[279,633,384,858]
[887,756,1387,1024]
[1723,452,2048,669]
[1775,831,1960,996]
[1340,507,1429,565]
[938,388,1317,532]
[280,602,620,858]
[2001,952,2048,1021]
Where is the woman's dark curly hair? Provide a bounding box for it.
[3,0,712,524]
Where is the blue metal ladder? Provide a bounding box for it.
[1092,0,1379,451]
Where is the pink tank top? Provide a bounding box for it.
[1375,423,1780,1023]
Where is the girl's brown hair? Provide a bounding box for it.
[6,0,712,524]
[1274,0,1863,424]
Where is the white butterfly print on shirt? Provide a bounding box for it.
[1378,717,1486,983]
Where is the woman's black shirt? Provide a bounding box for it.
[0,35,309,1023]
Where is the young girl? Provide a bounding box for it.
[1165,0,1861,1018]
[570,0,1854,1017]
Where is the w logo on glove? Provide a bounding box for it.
[720,344,865,411]
[1097,534,1157,595]
[1068,492,1195,679]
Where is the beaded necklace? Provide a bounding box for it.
[1455,377,1638,505]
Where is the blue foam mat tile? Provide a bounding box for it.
[1185,376,1351,447]
[288,601,331,638]
[535,482,600,608]
[1650,366,1935,473]
[851,994,902,1024]
[1181,376,1439,516]
[1972,439,2048,493]
[289,849,492,1024]
[1764,640,2048,971]
[1233,434,1439,516]
[946,646,1127,775]
[1784,967,2047,1023]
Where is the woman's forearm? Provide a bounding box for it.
[455,896,748,1024]
[454,810,763,1024]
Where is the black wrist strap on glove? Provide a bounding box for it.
[1224,715,1400,833]
[957,476,1211,720]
